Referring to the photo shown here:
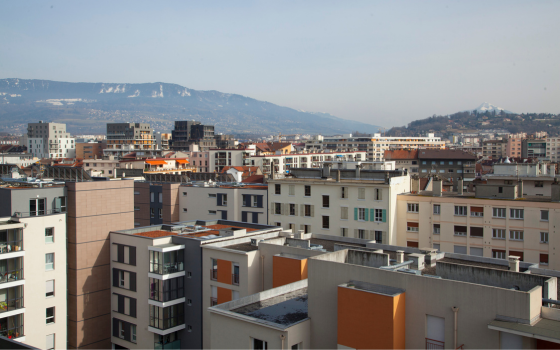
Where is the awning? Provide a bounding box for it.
[488,319,560,344]
[175,159,189,164]
[146,160,167,166]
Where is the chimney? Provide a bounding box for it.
[508,256,520,272]
[355,165,361,179]
[433,176,442,197]
[411,175,420,193]
[552,179,560,202]
[396,250,404,264]
[457,177,464,195]
[517,180,523,198]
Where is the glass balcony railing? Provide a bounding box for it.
[0,313,23,340]
[149,304,184,330]
[149,250,185,275]
[0,258,23,284]
[155,340,181,350]
[0,230,23,254]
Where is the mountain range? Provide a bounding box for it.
[0,78,380,136]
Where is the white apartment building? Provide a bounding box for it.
[178,184,269,224]
[546,136,560,162]
[0,185,68,350]
[250,151,366,175]
[209,147,257,173]
[484,162,558,197]
[268,166,410,244]
[27,121,75,159]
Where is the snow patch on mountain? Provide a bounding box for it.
[128,90,140,98]
[472,102,515,114]
[177,88,191,97]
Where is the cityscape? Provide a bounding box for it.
[1,1,560,350]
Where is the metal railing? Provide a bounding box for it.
[232,273,239,286]
[0,295,23,314]
[426,338,445,349]
[149,263,184,275]
[210,297,218,306]
[0,241,23,254]
[155,340,181,350]
[210,269,217,280]
[0,268,23,284]
[0,324,23,340]
[12,208,65,218]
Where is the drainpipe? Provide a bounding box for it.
[261,255,265,291]
[280,334,285,350]
[452,307,459,349]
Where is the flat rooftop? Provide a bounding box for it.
[400,191,557,203]
[233,287,308,326]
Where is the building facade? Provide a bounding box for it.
[104,123,159,158]
[133,182,181,227]
[523,139,547,159]
[76,141,105,160]
[27,121,75,159]
[482,139,507,159]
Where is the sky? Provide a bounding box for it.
[0,0,559,128]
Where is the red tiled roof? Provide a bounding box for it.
[384,149,418,160]
[133,230,179,238]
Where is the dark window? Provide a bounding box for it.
[304,186,311,196]
[149,304,184,330]
[275,184,281,195]
[470,227,483,237]
[289,204,295,216]
[149,277,184,302]
[322,195,329,208]
[322,216,329,229]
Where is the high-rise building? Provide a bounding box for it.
[170,121,216,152]
[104,123,159,158]
[27,121,75,159]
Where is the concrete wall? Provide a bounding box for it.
[0,187,66,217]
[307,252,540,349]
[66,180,134,349]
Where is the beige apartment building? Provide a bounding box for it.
[483,139,507,159]
[397,178,560,270]
[268,166,410,245]
[210,237,560,349]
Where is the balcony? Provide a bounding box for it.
[0,315,23,340]
[232,273,239,286]
[0,286,23,314]
[155,340,181,350]
[149,304,185,332]
[426,338,444,349]
[149,277,185,303]
[0,258,23,284]
[149,250,185,275]
[12,208,65,218]
[0,230,23,255]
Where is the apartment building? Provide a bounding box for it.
[546,137,560,161]
[506,137,522,158]
[417,149,477,184]
[134,182,180,227]
[178,184,269,224]
[383,149,419,174]
[154,133,171,151]
[0,184,68,350]
[484,162,557,197]
[76,141,105,159]
[398,178,560,270]
[104,123,159,158]
[27,121,75,159]
[482,139,507,159]
[210,237,560,349]
[170,121,216,151]
[268,166,410,244]
[109,220,282,349]
[209,147,257,173]
[523,139,547,159]
[251,151,366,175]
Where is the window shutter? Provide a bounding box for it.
[294,204,298,216]
[370,209,374,222]
[252,212,259,223]
[378,188,382,200]
[112,268,119,287]
[123,320,131,341]
[382,231,388,245]
[364,208,369,221]
[300,224,305,231]
[118,294,125,314]
[112,318,119,337]
[382,209,386,223]
[129,246,136,266]
[130,298,137,318]
[257,195,263,208]
[242,195,249,207]
[310,205,314,217]
[46,334,54,350]
[130,272,137,292]
[242,211,248,222]
[354,208,358,220]
[118,244,124,263]
[217,193,223,206]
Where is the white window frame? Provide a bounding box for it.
[492,228,506,239]
[358,208,366,221]
[540,232,549,244]
[374,209,383,222]
[509,230,524,241]
[510,209,524,220]
[46,307,55,324]
[407,203,419,213]
[433,205,440,215]
[45,253,54,271]
[492,207,506,218]
[454,206,467,216]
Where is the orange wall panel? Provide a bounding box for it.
[217,287,232,304]
[273,256,307,288]
[338,286,405,349]
[217,259,232,285]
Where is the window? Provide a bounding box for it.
[510,209,524,219]
[289,204,295,216]
[46,280,54,297]
[131,325,136,343]
[492,229,506,239]
[322,216,329,229]
[374,209,383,222]
[187,299,192,305]
[159,193,163,203]
[222,194,228,206]
[45,253,54,271]
[541,232,549,243]
[275,203,282,215]
[209,193,217,198]
[208,210,216,215]
[158,208,162,219]
[288,185,295,196]
[275,184,281,195]
[407,203,419,213]
[322,195,329,208]
[510,230,524,241]
[46,307,55,324]
[304,185,311,197]
[454,206,467,216]
[433,224,440,234]
[119,270,125,287]
[303,225,310,233]
[358,208,366,221]
[341,187,348,199]
[454,226,467,236]
[134,206,140,211]
[470,227,483,237]
[45,228,54,243]
[183,208,187,212]
[182,192,187,196]
[253,338,268,350]
[341,228,347,237]
[407,222,419,232]
[433,204,440,215]
[540,254,549,265]
[151,192,155,203]
[358,187,365,200]
[535,181,544,188]
[30,198,46,216]
[46,334,54,350]
[150,208,155,219]
[357,229,365,239]
[375,230,383,243]
[253,196,259,207]
[304,205,311,217]
[341,207,348,220]
[375,188,382,200]
[541,210,549,221]
[493,250,506,259]
[470,207,483,217]
[493,207,506,218]
[55,197,66,213]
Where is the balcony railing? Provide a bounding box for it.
[0,241,22,254]
[426,338,445,349]
[12,208,65,218]
[0,295,23,314]
[150,262,184,275]
[149,314,185,330]
[155,340,181,350]
[210,269,217,280]
[0,324,23,340]
[210,297,218,306]
[232,273,239,286]
[0,268,23,284]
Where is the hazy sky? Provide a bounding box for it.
[1,1,559,128]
